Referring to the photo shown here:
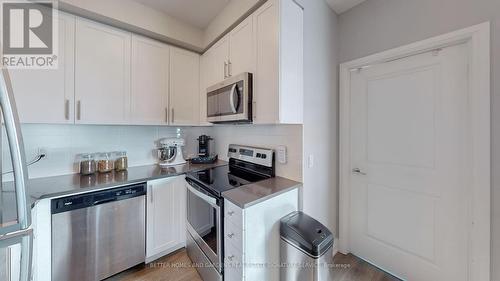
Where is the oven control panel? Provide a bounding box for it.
[227,144,274,168]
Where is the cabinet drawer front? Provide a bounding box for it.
[225,242,243,281]
[224,200,243,227]
[224,220,243,251]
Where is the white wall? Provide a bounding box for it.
[60,0,205,50]
[301,0,339,235]
[337,0,500,278]
[1,125,203,179]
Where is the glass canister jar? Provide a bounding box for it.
[79,153,96,175]
[114,151,128,171]
[97,152,114,173]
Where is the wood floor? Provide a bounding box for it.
[107,248,400,281]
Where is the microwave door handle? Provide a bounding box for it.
[186,182,218,207]
[229,84,238,114]
[0,68,30,229]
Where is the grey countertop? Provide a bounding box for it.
[1,160,302,226]
[2,160,227,207]
[222,176,302,208]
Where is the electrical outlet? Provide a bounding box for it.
[308,154,314,168]
[277,145,287,164]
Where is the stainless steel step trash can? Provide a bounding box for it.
[280,211,334,281]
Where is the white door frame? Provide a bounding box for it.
[339,22,491,281]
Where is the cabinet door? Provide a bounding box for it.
[199,52,212,126]
[169,47,200,125]
[146,176,185,261]
[75,18,131,124]
[131,36,169,125]
[209,36,230,86]
[253,0,279,124]
[229,17,255,76]
[9,13,75,124]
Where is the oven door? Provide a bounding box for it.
[185,180,222,272]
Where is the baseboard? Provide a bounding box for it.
[145,243,186,264]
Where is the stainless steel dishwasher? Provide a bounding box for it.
[51,183,146,281]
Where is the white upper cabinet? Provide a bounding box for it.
[253,0,303,124]
[9,12,75,124]
[201,0,303,125]
[199,52,212,126]
[229,17,256,76]
[169,47,200,126]
[131,36,169,125]
[208,36,230,86]
[75,18,131,125]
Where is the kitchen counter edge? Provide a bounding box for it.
[222,176,302,209]
[21,160,228,205]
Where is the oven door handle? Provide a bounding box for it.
[186,182,218,207]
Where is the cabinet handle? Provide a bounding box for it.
[64,99,70,120]
[252,101,256,120]
[227,210,234,216]
[171,108,175,124]
[76,100,81,120]
[149,185,153,203]
[228,61,232,77]
[224,61,228,78]
[165,108,169,124]
[227,233,235,238]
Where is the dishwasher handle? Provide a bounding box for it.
[93,198,116,206]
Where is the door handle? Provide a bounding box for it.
[149,185,153,203]
[352,168,367,175]
[229,84,238,113]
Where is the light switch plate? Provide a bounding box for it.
[277,145,287,164]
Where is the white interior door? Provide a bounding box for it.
[349,43,469,281]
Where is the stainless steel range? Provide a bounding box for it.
[184,144,275,281]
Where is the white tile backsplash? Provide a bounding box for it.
[210,124,303,181]
[1,124,302,182]
[2,124,198,180]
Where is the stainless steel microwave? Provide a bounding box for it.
[207,72,252,123]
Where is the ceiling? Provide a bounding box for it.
[326,0,368,14]
[136,0,230,29]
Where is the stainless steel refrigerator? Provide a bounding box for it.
[0,68,32,281]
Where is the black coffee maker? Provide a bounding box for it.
[197,135,213,157]
[191,135,218,164]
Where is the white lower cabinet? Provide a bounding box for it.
[146,176,186,263]
[224,188,298,281]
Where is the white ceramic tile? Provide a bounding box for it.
[2,123,303,181]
